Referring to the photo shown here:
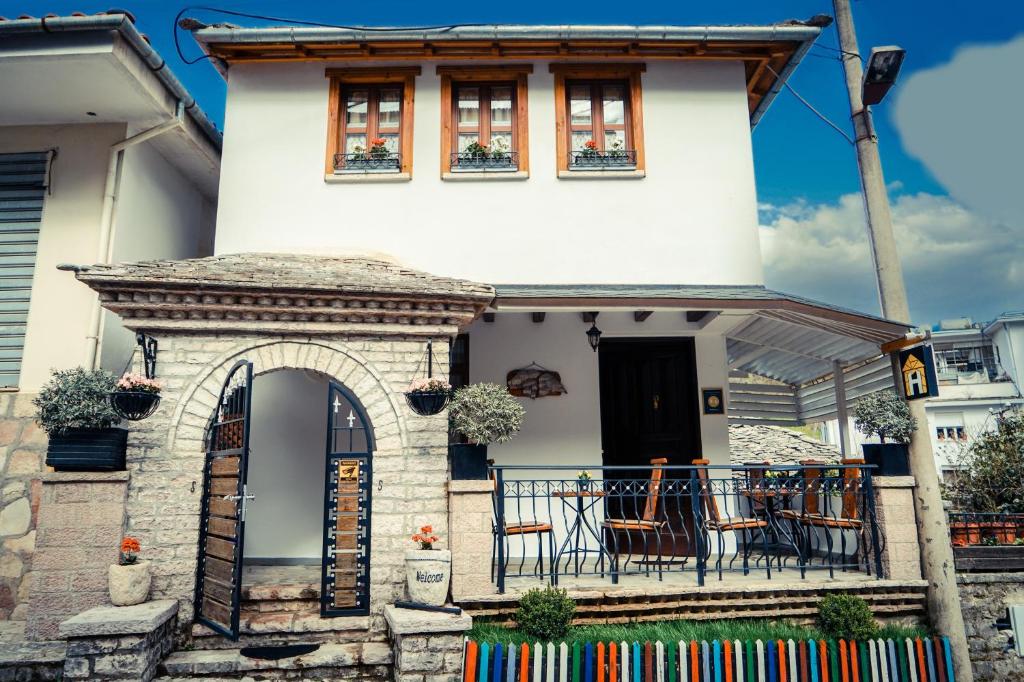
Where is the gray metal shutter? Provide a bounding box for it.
[0,152,48,388]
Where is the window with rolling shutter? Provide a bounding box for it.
[0,152,48,388]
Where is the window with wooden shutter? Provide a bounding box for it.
[0,152,48,388]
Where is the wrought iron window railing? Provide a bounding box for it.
[570,149,637,169]
[333,152,401,173]
[489,463,882,593]
[449,152,519,172]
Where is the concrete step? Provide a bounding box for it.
[157,642,392,680]
[190,611,376,649]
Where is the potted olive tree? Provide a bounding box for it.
[853,389,917,476]
[449,382,525,480]
[34,368,127,471]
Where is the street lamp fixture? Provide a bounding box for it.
[862,45,906,106]
[586,320,602,352]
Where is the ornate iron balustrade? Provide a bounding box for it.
[570,149,637,169]
[333,152,401,173]
[449,152,519,172]
[489,463,883,593]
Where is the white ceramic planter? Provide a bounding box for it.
[108,561,151,606]
[404,549,451,606]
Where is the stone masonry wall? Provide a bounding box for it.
[0,392,48,622]
[871,477,923,581]
[958,573,1024,681]
[123,334,451,636]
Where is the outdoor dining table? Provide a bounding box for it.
[739,486,804,568]
[551,488,612,577]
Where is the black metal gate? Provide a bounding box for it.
[320,381,373,617]
[194,360,254,639]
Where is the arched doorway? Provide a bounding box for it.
[194,361,374,639]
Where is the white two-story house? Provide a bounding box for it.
[48,20,922,646]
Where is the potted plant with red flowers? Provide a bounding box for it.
[109,536,151,606]
[109,373,162,421]
[35,367,127,471]
[369,137,390,158]
[405,524,450,606]
[405,377,452,417]
[576,139,601,166]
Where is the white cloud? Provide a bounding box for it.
[894,35,1024,226]
[759,191,1023,325]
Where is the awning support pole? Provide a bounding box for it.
[833,360,851,457]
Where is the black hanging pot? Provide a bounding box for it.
[46,427,129,472]
[405,390,451,417]
[109,390,161,421]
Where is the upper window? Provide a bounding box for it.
[438,65,531,177]
[325,67,419,178]
[551,64,645,176]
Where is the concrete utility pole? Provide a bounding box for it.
[831,2,973,681]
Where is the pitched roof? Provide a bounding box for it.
[75,252,495,301]
[728,424,840,466]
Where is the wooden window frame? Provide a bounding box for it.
[550,63,646,173]
[438,65,531,176]
[325,67,420,176]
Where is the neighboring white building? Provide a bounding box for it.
[822,314,1024,477]
[0,12,221,391]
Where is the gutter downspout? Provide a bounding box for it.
[84,101,185,370]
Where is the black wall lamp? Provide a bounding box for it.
[583,312,602,352]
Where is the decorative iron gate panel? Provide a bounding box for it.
[195,360,253,639]
[321,382,373,617]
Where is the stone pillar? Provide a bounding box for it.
[871,476,923,580]
[448,480,494,601]
[26,471,128,640]
[60,600,178,681]
[385,604,471,682]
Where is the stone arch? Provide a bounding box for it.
[166,339,408,459]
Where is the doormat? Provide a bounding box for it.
[240,643,320,660]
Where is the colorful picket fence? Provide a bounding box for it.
[463,637,955,682]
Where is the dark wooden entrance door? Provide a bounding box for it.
[195,360,254,640]
[598,338,702,556]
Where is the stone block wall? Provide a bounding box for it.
[60,600,178,681]
[0,392,48,621]
[26,472,128,640]
[958,573,1024,681]
[871,476,923,581]
[386,604,470,682]
[449,480,494,600]
[121,335,451,634]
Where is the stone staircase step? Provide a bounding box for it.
[190,611,376,649]
[158,642,392,679]
[241,581,319,602]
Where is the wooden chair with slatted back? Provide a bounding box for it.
[796,458,864,530]
[601,458,669,579]
[692,459,769,533]
[489,462,555,583]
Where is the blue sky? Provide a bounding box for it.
[5,1,1023,325]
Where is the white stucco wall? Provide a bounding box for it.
[244,369,329,560]
[0,123,125,391]
[99,141,217,373]
[468,312,731,469]
[213,59,763,286]
[990,320,1024,387]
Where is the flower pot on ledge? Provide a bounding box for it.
[404,549,451,606]
[860,443,910,476]
[109,561,151,606]
[450,443,488,480]
[46,427,128,472]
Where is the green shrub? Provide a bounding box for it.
[449,383,525,445]
[34,367,120,435]
[817,594,879,641]
[514,586,576,640]
[853,390,916,444]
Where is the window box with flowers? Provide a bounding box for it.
[109,537,151,606]
[335,137,402,174]
[109,373,162,421]
[571,138,637,170]
[405,524,450,606]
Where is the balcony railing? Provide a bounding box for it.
[449,151,519,172]
[934,346,1002,384]
[333,152,401,173]
[490,462,882,592]
[570,149,638,170]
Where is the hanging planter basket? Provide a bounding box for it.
[109,391,161,421]
[405,390,452,417]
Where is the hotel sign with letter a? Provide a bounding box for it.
[898,345,938,400]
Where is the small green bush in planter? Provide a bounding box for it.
[515,586,576,640]
[34,367,120,435]
[853,390,916,444]
[449,383,525,445]
[817,594,879,641]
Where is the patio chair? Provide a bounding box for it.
[778,458,866,577]
[601,457,668,581]
[693,459,771,579]
[489,465,556,585]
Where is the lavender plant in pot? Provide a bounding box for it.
[853,390,917,476]
[34,368,127,471]
[448,383,525,480]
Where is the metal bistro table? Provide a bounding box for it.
[551,486,612,578]
[739,485,803,569]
